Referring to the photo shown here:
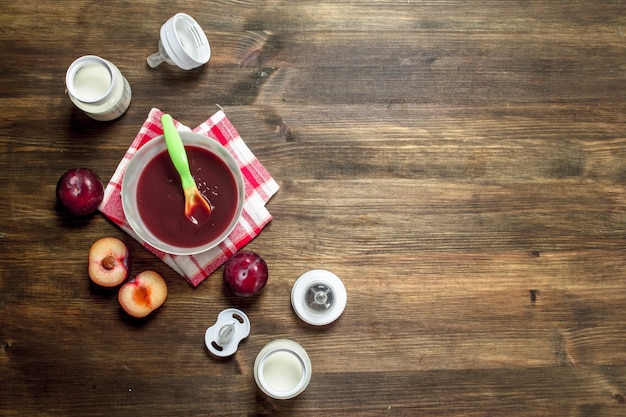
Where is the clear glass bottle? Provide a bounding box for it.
[65,55,132,121]
[254,339,312,400]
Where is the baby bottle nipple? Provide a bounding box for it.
[291,270,347,326]
[147,13,211,70]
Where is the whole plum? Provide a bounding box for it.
[223,251,268,297]
[56,168,104,216]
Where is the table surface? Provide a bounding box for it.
[2,1,626,416]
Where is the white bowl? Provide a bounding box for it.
[121,131,244,255]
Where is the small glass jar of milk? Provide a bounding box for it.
[254,339,312,400]
[65,55,132,121]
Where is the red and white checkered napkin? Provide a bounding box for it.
[98,108,279,287]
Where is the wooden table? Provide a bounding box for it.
[2,1,626,415]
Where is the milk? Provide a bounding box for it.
[73,62,111,102]
[254,339,312,400]
[65,55,131,121]
[262,350,304,392]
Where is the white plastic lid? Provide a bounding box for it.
[291,270,347,326]
[160,13,211,70]
[205,308,250,357]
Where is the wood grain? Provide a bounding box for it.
[2,1,626,416]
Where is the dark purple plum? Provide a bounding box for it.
[223,251,268,297]
[56,168,104,216]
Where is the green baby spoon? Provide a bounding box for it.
[161,114,212,224]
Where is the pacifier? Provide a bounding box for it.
[205,308,250,357]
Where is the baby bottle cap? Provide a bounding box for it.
[160,13,210,70]
[205,308,250,357]
[291,269,347,326]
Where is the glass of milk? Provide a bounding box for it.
[65,55,131,121]
[254,339,312,400]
